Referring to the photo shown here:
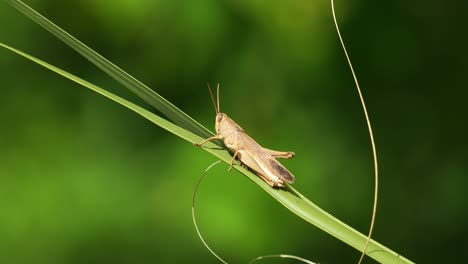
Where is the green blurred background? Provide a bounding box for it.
[1,0,467,263]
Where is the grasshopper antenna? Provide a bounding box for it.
[331,1,379,264]
[207,82,219,114]
[216,83,220,114]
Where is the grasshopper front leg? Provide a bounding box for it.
[263,148,295,159]
[193,135,223,147]
[194,135,240,172]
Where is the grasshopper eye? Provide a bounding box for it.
[217,113,224,122]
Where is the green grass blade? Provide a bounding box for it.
[0,43,199,144]
[1,42,414,264]
[4,0,212,139]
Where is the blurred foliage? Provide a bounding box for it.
[0,0,467,263]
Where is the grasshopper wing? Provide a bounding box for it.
[237,133,295,185]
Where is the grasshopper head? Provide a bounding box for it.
[215,112,243,136]
[215,113,227,133]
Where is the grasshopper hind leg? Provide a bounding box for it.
[257,173,285,188]
[263,148,295,159]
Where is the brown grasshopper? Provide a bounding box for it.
[194,84,295,188]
